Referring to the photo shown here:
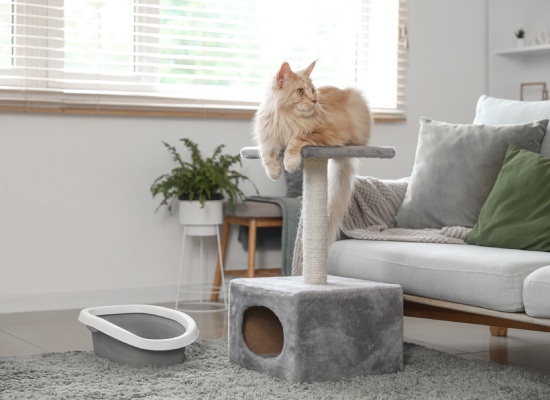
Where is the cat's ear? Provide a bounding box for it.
[303,60,317,77]
[276,62,293,88]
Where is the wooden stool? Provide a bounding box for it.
[211,201,283,301]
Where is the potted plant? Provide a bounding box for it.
[151,138,256,226]
[515,28,526,47]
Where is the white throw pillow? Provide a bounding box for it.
[474,95,550,157]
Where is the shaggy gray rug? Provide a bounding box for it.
[1,340,550,400]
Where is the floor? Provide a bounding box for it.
[2,304,550,377]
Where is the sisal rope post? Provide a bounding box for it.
[302,157,328,284]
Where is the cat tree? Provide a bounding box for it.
[229,145,404,383]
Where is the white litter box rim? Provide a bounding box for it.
[78,304,199,351]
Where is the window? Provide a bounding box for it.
[0,1,12,68]
[0,0,408,119]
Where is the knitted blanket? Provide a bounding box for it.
[292,176,472,276]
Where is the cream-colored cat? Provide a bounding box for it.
[253,61,372,242]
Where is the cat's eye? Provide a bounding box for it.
[297,88,304,95]
[312,88,316,94]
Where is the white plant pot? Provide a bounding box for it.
[516,38,525,47]
[178,199,223,226]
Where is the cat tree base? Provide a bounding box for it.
[228,275,403,383]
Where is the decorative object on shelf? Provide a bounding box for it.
[150,138,257,218]
[520,82,549,101]
[536,28,549,45]
[515,28,526,47]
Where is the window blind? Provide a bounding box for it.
[0,0,408,119]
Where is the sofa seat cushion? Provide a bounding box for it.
[328,240,550,312]
[523,266,550,318]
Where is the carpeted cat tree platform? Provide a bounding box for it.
[229,146,403,383]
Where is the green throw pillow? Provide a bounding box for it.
[466,145,550,251]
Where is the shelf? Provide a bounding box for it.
[497,44,550,56]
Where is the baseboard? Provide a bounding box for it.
[0,286,178,314]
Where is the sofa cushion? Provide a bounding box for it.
[328,240,550,312]
[474,94,550,157]
[466,146,550,251]
[394,117,547,229]
[523,266,550,318]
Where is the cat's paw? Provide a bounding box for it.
[264,163,282,180]
[284,154,302,173]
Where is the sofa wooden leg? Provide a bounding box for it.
[489,326,508,337]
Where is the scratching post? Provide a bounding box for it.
[231,145,402,383]
[302,157,328,284]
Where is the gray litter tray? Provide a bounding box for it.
[79,305,199,367]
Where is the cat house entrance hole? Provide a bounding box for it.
[242,306,284,357]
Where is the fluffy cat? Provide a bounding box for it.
[253,60,372,243]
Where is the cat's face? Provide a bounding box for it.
[274,61,318,117]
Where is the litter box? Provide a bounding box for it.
[78,304,199,367]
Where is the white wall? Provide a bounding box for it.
[0,114,283,312]
[359,0,488,178]
[0,0,489,313]
[488,0,550,99]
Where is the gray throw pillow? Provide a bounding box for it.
[394,117,548,229]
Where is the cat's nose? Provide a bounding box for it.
[312,99,317,104]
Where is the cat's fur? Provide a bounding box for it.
[253,61,372,243]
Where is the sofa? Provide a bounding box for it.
[328,95,550,337]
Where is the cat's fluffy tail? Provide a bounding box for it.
[327,157,358,244]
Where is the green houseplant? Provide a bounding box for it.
[515,28,526,39]
[151,138,256,222]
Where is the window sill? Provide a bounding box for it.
[0,103,405,123]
